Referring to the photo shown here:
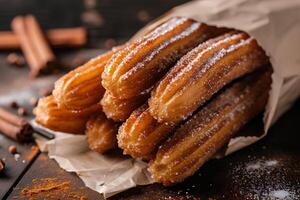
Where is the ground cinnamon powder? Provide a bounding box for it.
[24,145,40,161]
[21,178,88,200]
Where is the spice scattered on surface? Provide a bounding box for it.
[14,153,20,161]
[21,178,88,200]
[17,107,27,116]
[24,145,39,161]
[163,196,200,200]
[0,159,5,172]
[22,178,70,197]
[230,154,300,199]
[270,190,293,199]
[6,53,26,67]
[8,145,17,154]
[9,101,19,109]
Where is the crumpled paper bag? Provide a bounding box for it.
[34,0,300,198]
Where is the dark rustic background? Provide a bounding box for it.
[0,0,190,47]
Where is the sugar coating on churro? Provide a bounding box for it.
[149,31,269,123]
[34,95,101,134]
[117,104,175,160]
[149,68,272,185]
[53,47,119,110]
[102,17,228,99]
[86,114,118,153]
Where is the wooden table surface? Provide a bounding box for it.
[0,1,299,199]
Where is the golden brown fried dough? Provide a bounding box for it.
[86,114,118,153]
[100,91,147,122]
[34,95,101,134]
[53,48,118,110]
[149,31,269,123]
[117,104,174,160]
[102,17,228,99]
[149,68,272,185]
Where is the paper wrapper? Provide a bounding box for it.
[34,0,300,198]
[33,121,154,198]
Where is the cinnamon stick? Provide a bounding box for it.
[0,31,20,49]
[46,27,87,48]
[0,27,87,49]
[11,15,56,77]
[0,107,33,142]
[11,16,42,77]
[25,15,56,68]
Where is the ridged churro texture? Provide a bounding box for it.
[149,68,272,185]
[118,104,174,160]
[100,91,147,122]
[86,114,118,153]
[34,95,101,134]
[149,31,269,123]
[52,49,115,110]
[102,17,228,99]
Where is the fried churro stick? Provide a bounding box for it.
[117,104,174,160]
[102,17,228,99]
[86,114,118,153]
[53,47,119,110]
[100,91,147,122]
[34,96,101,134]
[149,68,272,185]
[149,31,269,123]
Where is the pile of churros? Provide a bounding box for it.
[34,17,272,185]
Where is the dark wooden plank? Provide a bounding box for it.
[0,138,39,199]
[7,153,103,200]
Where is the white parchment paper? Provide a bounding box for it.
[33,122,153,198]
[34,0,300,198]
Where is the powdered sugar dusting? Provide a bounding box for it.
[231,155,299,200]
[119,17,189,75]
[246,160,278,171]
[271,190,292,199]
[124,22,202,79]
